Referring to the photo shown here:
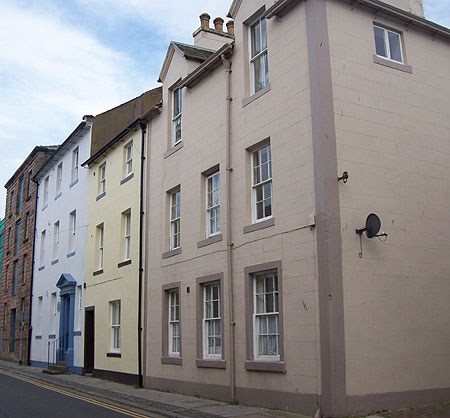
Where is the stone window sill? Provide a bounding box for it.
[243,217,275,234]
[245,360,286,373]
[163,141,184,159]
[120,173,134,185]
[197,234,223,248]
[373,55,412,74]
[161,356,182,365]
[70,178,79,188]
[242,83,271,107]
[93,269,103,276]
[196,359,226,369]
[107,352,121,358]
[96,192,106,201]
[162,247,182,259]
[118,259,131,268]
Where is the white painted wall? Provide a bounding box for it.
[30,122,91,372]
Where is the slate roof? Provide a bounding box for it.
[172,42,215,62]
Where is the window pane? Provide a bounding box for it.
[212,284,219,300]
[253,53,268,92]
[388,31,402,62]
[251,20,261,57]
[261,18,267,50]
[264,198,272,217]
[374,26,387,57]
[213,301,219,318]
[215,320,221,336]
[259,316,268,334]
[215,337,221,354]
[256,294,264,314]
[268,315,278,333]
[256,276,264,293]
[255,184,263,202]
[266,293,274,312]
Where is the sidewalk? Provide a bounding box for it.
[0,359,307,418]
[1,360,448,418]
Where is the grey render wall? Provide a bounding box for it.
[326,0,450,411]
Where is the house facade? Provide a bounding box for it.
[29,117,92,373]
[0,145,57,364]
[83,88,161,384]
[143,1,450,417]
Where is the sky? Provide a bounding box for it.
[0,0,449,218]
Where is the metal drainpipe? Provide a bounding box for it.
[138,120,146,387]
[28,177,39,366]
[221,53,235,402]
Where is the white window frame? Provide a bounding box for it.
[251,144,273,223]
[203,282,222,359]
[169,190,180,250]
[110,300,121,353]
[53,221,60,259]
[253,271,279,360]
[206,172,220,237]
[373,25,404,64]
[71,147,79,183]
[99,163,106,195]
[68,210,76,253]
[249,15,269,94]
[56,162,63,195]
[97,224,104,270]
[124,142,133,177]
[172,88,182,146]
[168,290,180,356]
[43,176,49,208]
[123,212,131,261]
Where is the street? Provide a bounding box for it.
[0,370,153,418]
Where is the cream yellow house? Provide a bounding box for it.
[82,88,161,384]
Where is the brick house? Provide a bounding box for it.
[0,145,57,363]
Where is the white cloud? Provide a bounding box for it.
[423,0,450,28]
[0,3,159,216]
[74,0,232,42]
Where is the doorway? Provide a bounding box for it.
[84,307,95,373]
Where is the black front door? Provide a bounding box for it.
[84,307,95,373]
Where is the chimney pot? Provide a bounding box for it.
[200,13,210,29]
[213,17,224,32]
[226,20,235,36]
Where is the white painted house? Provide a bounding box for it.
[30,117,92,373]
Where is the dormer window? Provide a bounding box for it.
[172,88,182,146]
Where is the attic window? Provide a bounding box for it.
[172,88,182,146]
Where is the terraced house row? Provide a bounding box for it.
[1,0,449,416]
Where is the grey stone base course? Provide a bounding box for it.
[144,376,319,416]
[347,387,450,416]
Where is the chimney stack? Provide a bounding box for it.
[200,13,210,29]
[226,20,234,36]
[213,17,224,32]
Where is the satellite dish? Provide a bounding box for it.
[365,213,381,238]
[355,213,388,258]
